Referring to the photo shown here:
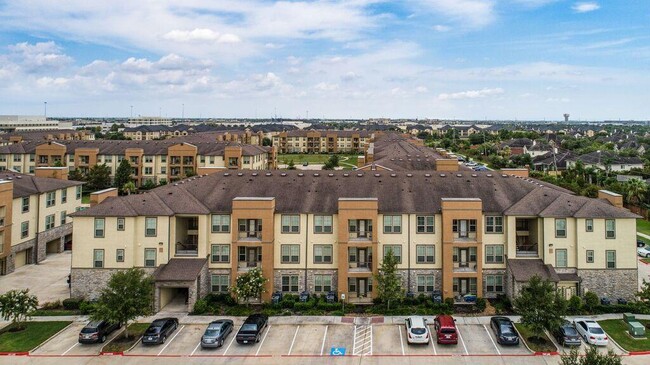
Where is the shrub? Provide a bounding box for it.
[444,297,454,308]
[223,306,252,316]
[567,295,583,314]
[584,292,599,313]
[417,294,430,305]
[475,297,487,312]
[40,300,62,310]
[79,301,97,315]
[192,299,209,315]
[205,293,236,306]
[316,301,340,311]
[62,298,83,310]
[330,310,345,316]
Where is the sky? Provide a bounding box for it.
[0,1,648,120]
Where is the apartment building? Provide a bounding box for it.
[0,139,275,186]
[271,130,372,154]
[0,171,84,275]
[70,170,638,312]
[1,130,94,145]
[123,126,264,144]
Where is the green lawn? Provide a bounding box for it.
[514,324,557,353]
[599,319,650,352]
[0,321,71,352]
[637,219,650,236]
[31,309,78,316]
[278,154,359,169]
[102,323,149,353]
[81,194,91,204]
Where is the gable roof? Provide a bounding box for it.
[0,172,83,198]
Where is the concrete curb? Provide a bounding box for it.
[29,320,75,354]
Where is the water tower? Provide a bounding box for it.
[563,113,570,122]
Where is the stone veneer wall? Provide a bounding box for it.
[405,269,442,295]
[578,269,638,300]
[482,269,507,299]
[273,269,306,293]
[71,267,156,300]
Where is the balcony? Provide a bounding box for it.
[516,242,539,257]
[453,261,477,273]
[237,261,261,272]
[175,242,198,256]
[170,157,182,165]
[238,231,262,240]
[349,261,372,272]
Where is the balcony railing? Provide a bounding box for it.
[349,261,372,272]
[175,242,198,256]
[237,261,260,272]
[516,243,539,257]
[348,232,372,241]
[453,262,478,273]
[238,231,262,240]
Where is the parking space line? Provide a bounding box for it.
[429,327,437,355]
[457,326,469,355]
[223,325,241,356]
[483,324,501,355]
[255,325,271,356]
[190,341,201,356]
[320,325,328,356]
[287,325,300,355]
[398,326,405,356]
[157,325,185,356]
[61,342,78,356]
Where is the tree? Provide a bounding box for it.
[262,137,272,146]
[638,279,650,304]
[114,159,132,193]
[375,248,403,310]
[0,289,38,330]
[90,268,153,339]
[122,181,136,195]
[86,164,112,191]
[232,267,267,306]
[68,168,85,182]
[287,159,296,170]
[560,345,622,365]
[623,178,648,206]
[513,275,566,341]
[140,179,157,190]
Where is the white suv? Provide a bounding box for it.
[405,316,430,344]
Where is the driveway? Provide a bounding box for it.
[0,251,71,304]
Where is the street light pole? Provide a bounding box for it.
[130,105,133,118]
[44,101,47,118]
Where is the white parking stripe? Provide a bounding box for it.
[190,341,201,356]
[398,326,405,356]
[457,326,469,355]
[287,325,300,355]
[483,324,501,355]
[61,342,78,356]
[157,325,185,356]
[429,326,437,355]
[222,325,241,356]
[255,325,271,356]
[320,325,328,356]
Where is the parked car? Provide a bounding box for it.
[141,317,179,345]
[552,322,582,347]
[78,320,120,344]
[638,245,650,258]
[433,315,458,345]
[490,317,520,346]
[405,316,430,345]
[473,166,489,171]
[201,319,234,349]
[637,239,646,248]
[236,314,268,344]
[574,319,608,346]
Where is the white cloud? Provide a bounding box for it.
[572,2,600,13]
[162,29,241,43]
[438,87,504,100]
[7,41,72,72]
[417,0,496,27]
[546,97,571,103]
[433,25,451,32]
[314,82,339,91]
[415,86,429,93]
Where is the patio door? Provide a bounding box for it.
[358,249,367,268]
[459,220,468,238]
[459,278,469,295]
[358,278,367,297]
[247,247,258,267]
[459,248,469,267]
[358,220,366,237]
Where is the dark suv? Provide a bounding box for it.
[490,317,520,346]
[141,318,179,345]
[78,320,121,344]
[236,314,268,344]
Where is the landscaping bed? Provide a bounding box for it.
[514,323,557,353]
[0,321,71,352]
[599,319,650,353]
[101,323,149,353]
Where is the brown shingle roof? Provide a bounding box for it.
[508,259,561,283]
[154,258,207,282]
[0,172,83,198]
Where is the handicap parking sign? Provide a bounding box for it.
[330,347,346,356]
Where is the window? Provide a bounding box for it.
[314,215,333,233]
[314,275,332,292]
[453,219,477,235]
[46,191,56,207]
[606,250,616,269]
[416,215,435,233]
[586,250,594,263]
[116,249,125,262]
[105,156,113,163]
[416,245,435,263]
[383,215,402,233]
[22,197,29,213]
[485,245,504,264]
[144,156,153,163]
[486,275,504,293]
[61,189,67,204]
[281,275,299,292]
[555,218,567,238]
[13,155,21,162]
[144,248,156,267]
[281,215,300,233]
[161,167,167,174]
[21,221,29,238]
[281,244,300,263]
[211,215,230,233]
[314,245,333,263]
[117,217,125,231]
[348,278,357,293]
[144,167,153,175]
[417,275,435,292]
[383,245,402,264]
[556,249,568,268]
[60,211,67,225]
[211,274,229,293]
[485,216,503,233]
[45,214,55,230]
[211,244,230,263]
[585,219,593,232]
[93,249,104,268]
[161,155,167,163]
[605,219,616,239]
[76,186,82,200]
[94,218,105,238]
[145,217,157,237]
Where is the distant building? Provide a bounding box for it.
[126,117,174,128]
[0,115,67,132]
[271,130,372,154]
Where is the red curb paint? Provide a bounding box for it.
[629,351,650,356]
[0,352,29,356]
[534,351,560,356]
[100,351,124,356]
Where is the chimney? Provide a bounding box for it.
[90,188,118,207]
[598,190,623,208]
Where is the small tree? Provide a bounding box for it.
[114,159,132,193]
[86,164,112,191]
[0,289,38,330]
[91,268,153,339]
[287,159,296,170]
[232,267,267,306]
[560,345,622,365]
[122,181,136,195]
[638,279,650,304]
[513,275,566,341]
[68,168,85,182]
[375,248,403,311]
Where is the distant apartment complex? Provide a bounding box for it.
[0,115,73,132]
[0,171,84,275]
[1,130,95,144]
[271,130,372,154]
[123,126,265,144]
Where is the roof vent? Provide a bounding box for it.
[390,173,397,177]
[356,173,363,177]
[407,173,413,177]
[298,173,304,177]
[223,173,230,176]
[440,173,446,177]
[502,174,508,178]
[424,173,431,177]
[180,181,184,184]
[174,183,178,186]
[343,173,349,177]
[266,172,272,176]
[281,173,287,177]
[456,174,462,177]
[472,174,477,177]
[237,172,243,177]
[314,173,320,177]
[374,173,380,177]
[328,173,334,177]
[486,174,493,177]
[252,172,258,176]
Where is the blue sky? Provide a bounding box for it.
[0,1,648,120]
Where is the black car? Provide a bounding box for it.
[553,322,582,347]
[236,314,268,344]
[141,317,179,345]
[78,320,120,344]
[201,319,234,349]
[490,317,520,346]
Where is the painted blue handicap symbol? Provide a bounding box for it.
[330,347,346,356]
